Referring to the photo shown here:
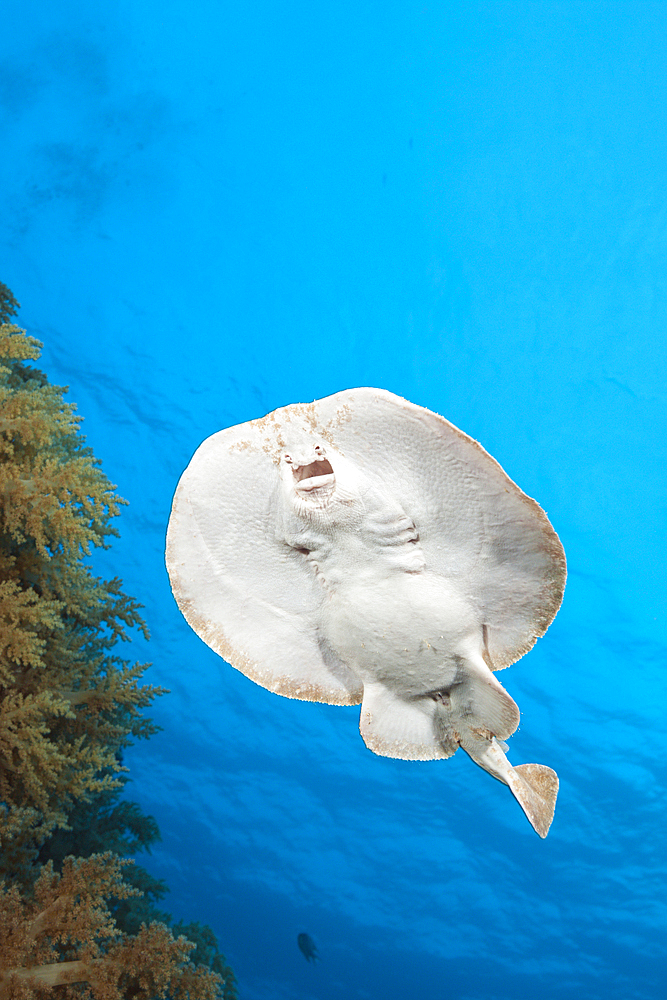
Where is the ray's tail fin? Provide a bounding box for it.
[508,763,559,839]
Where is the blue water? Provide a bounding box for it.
[2,2,666,997]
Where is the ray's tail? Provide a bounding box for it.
[438,664,559,838]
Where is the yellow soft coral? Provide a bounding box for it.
[0,321,164,854]
[0,854,224,1000]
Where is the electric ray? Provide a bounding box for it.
[166,388,566,837]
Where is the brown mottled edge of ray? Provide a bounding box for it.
[170,585,361,705]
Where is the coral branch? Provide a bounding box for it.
[0,959,94,991]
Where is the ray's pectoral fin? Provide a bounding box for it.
[434,668,558,838]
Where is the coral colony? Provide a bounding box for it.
[0,283,236,1000]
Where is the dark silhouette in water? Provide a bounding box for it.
[297,932,319,962]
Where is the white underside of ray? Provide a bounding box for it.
[166,388,565,837]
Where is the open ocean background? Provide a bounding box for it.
[2,2,666,998]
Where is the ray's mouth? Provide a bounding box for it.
[293,458,335,493]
